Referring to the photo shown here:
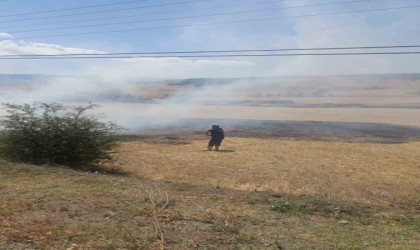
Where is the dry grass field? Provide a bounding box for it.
[115,137,420,207]
[1,132,419,249]
[1,75,420,248]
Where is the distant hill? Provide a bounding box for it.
[1,73,420,87]
[1,73,419,103]
[160,74,420,86]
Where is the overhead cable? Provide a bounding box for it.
[2,5,419,41]
[1,45,420,57]
[0,0,287,29]
[6,0,375,34]
[1,51,420,60]
[0,0,223,23]
[0,0,154,18]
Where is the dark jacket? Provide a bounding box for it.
[208,128,225,140]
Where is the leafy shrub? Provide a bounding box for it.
[0,103,120,168]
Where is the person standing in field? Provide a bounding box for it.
[206,125,225,151]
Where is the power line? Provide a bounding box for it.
[2,5,419,41]
[0,0,284,30]
[6,0,374,34]
[0,0,214,24]
[0,0,410,26]
[2,45,420,57]
[0,0,153,18]
[1,52,420,60]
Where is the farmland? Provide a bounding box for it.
[1,125,420,249]
[1,74,420,249]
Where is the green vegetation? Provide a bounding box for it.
[270,200,294,213]
[0,103,119,168]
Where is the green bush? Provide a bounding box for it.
[0,103,120,168]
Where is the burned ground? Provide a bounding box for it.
[130,119,420,144]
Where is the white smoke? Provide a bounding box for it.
[1,2,420,130]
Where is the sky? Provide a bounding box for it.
[0,0,419,78]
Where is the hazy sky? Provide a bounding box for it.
[0,0,419,77]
